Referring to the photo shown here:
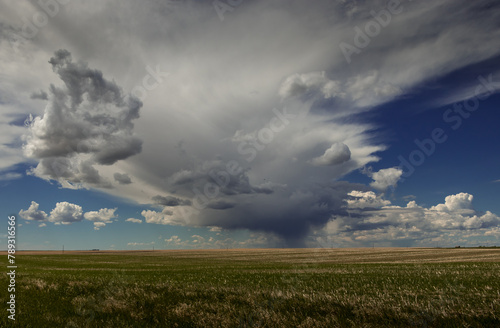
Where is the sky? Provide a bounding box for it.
[1,0,500,250]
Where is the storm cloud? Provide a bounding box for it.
[3,0,500,247]
[24,50,142,188]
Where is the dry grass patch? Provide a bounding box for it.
[1,248,499,327]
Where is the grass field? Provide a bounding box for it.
[1,248,500,327]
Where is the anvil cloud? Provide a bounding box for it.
[2,0,500,248]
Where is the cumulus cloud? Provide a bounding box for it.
[141,208,185,226]
[93,222,106,230]
[310,142,351,166]
[346,191,391,209]
[49,202,83,224]
[430,192,474,213]
[126,218,142,224]
[19,201,48,221]
[323,192,500,247]
[19,201,120,229]
[165,235,183,245]
[365,167,403,192]
[83,208,117,230]
[24,49,142,188]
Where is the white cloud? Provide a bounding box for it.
[19,201,48,221]
[125,218,142,224]
[20,201,118,229]
[191,234,205,243]
[141,208,186,226]
[128,241,155,246]
[0,172,22,181]
[84,208,117,230]
[430,193,474,213]
[164,235,188,248]
[93,222,106,231]
[279,71,343,99]
[49,202,83,224]
[165,236,181,243]
[347,191,391,209]
[278,70,401,109]
[367,167,403,191]
[23,50,142,189]
[406,200,421,209]
[485,227,500,238]
[310,142,351,166]
[84,208,117,222]
[345,71,402,107]
[324,192,500,247]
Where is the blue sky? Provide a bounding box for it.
[1,0,500,250]
[346,60,500,213]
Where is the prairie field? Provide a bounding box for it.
[1,248,500,327]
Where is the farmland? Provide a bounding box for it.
[1,248,500,327]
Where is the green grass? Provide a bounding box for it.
[1,249,500,327]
